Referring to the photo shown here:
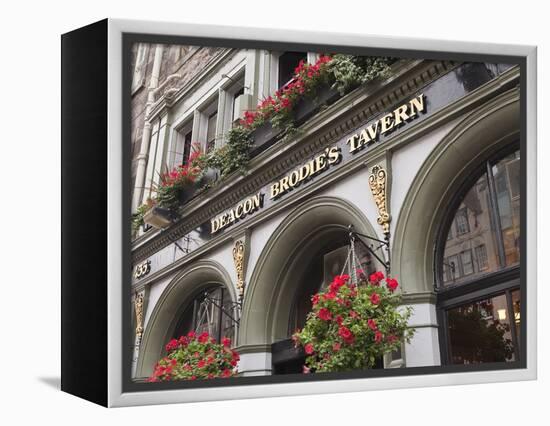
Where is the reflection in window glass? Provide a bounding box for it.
[447,294,515,364]
[512,289,521,352]
[475,245,489,270]
[455,208,470,235]
[493,152,521,267]
[461,250,474,275]
[442,174,500,285]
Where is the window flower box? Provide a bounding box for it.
[143,206,175,229]
[249,83,341,156]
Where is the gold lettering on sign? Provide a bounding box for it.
[211,193,264,234]
[368,165,391,236]
[232,240,246,300]
[347,94,426,154]
[269,146,342,200]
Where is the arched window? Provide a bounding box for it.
[436,144,521,365]
[288,236,376,335]
[171,286,236,345]
[273,231,379,375]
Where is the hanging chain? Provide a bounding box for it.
[340,233,368,286]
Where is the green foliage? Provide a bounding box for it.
[148,332,239,382]
[154,148,206,211]
[209,54,396,180]
[205,125,253,178]
[293,272,414,373]
[131,201,154,232]
[328,54,395,96]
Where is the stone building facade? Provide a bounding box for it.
[129,43,521,379]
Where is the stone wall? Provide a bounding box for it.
[129,43,225,197]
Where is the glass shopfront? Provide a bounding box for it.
[437,144,521,365]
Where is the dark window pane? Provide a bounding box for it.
[182,131,192,165]
[442,173,501,286]
[447,294,515,364]
[288,234,376,335]
[492,151,520,267]
[278,51,307,88]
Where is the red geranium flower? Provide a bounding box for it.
[317,308,332,321]
[222,337,231,347]
[374,331,384,343]
[323,291,336,301]
[198,332,210,343]
[304,343,315,355]
[368,319,377,331]
[369,271,385,285]
[370,293,381,305]
[165,338,179,352]
[386,277,399,292]
[338,326,354,344]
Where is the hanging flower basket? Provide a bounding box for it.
[148,332,240,382]
[293,236,415,374]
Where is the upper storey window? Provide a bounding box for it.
[277,51,307,88]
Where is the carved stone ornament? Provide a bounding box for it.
[232,240,246,300]
[368,165,391,236]
[134,291,145,343]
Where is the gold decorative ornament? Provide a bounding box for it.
[134,291,144,343]
[369,165,391,236]
[232,240,246,300]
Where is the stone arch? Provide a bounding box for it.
[239,195,381,348]
[135,259,236,378]
[391,89,520,295]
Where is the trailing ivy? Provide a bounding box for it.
[211,54,396,179]
[132,54,398,230]
[328,54,395,95]
[204,125,253,178]
[131,199,155,232]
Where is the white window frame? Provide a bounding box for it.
[167,119,194,171]
[192,96,219,154]
[268,51,314,94]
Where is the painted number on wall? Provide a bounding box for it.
[134,260,151,279]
